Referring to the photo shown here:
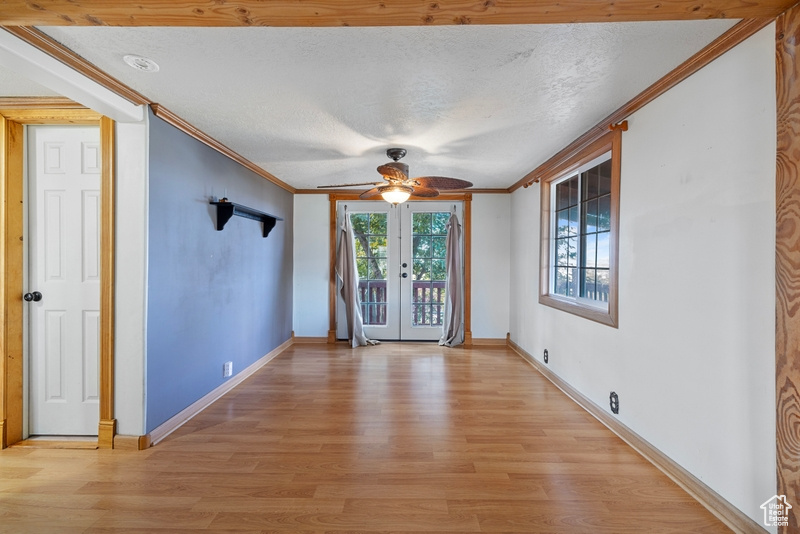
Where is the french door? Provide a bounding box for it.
[336,201,462,341]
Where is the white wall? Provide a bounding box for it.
[293,194,331,337]
[293,194,512,340]
[114,117,149,436]
[510,25,776,526]
[471,194,511,339]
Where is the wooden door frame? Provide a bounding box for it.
[327,193,472,345]
[0,105,116,449]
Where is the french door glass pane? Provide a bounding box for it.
[411,212,448,327]
[351,212,388,326]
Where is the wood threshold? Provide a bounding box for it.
[508,339,765,534]
[510,17,774,192]
[292,336,330,344]
[0,1,790,26]
[12,439,99,450]
[469,337,508,346]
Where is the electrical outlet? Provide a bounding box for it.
[543,349,549,364]
[223,361,233,378]
[609,391,619,414]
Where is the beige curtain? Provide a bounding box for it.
[439,211,464,347]
[336,210,377,347]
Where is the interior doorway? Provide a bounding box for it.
[0,105,116,449]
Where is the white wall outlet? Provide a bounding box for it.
[223,361,233,378]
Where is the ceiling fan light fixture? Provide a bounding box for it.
[380,185,413,205]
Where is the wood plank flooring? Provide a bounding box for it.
[0,343,730,532]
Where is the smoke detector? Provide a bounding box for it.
[123,54,159,72]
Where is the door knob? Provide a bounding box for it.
[401,262,408,268]
[24,291,42,302]
[401,273,408,278]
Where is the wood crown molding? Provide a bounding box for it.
[1,26,150,107]
[4,27,295,195]
[0,97,86,109]
[150,104,296,194]
[297,188,505,195]
[0,1,791,27]
[508,339,766,534]
[509,17,774,192]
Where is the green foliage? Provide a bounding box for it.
[413,212,431,235]
[432,212,449,235]
[350,213,369,235]
[432,236,446,259]
[413,236,431,258]
[432,259,446,281]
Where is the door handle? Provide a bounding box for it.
[23,291,42,302]
[401,273,408,278]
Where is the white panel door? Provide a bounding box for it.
[28,125,100,436]
[336,201,462,341]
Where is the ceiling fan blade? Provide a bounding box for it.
[414,176,473,190]
[410,186,439,198]
[377,162,409,181]
[316,181,384,189]
[359,187,384,199]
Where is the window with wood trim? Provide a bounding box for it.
[539,130,620,327]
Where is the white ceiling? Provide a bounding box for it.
[4,21,737,190]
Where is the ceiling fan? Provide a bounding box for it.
[317,148,473,204]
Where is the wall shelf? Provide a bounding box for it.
[210,200,283,238]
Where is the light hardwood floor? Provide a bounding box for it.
[0,342,729,532]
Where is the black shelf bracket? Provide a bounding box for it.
[210,200,283,238]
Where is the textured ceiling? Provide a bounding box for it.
[6,21,737,190]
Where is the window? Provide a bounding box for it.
[539,131,620,327]
[411,211,449,326]
[351,212,388,325]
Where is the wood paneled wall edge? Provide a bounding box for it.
[507,338,766,534]
[776,4,800,532]
[0,1,791,27]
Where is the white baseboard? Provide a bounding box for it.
[507,339,766,534]
[148,337,294,447]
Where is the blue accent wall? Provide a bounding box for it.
[145,109,293,432]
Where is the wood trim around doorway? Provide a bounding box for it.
[327,193,473,346]
[0,107,116,449]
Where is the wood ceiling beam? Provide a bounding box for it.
[0,0,793,27]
